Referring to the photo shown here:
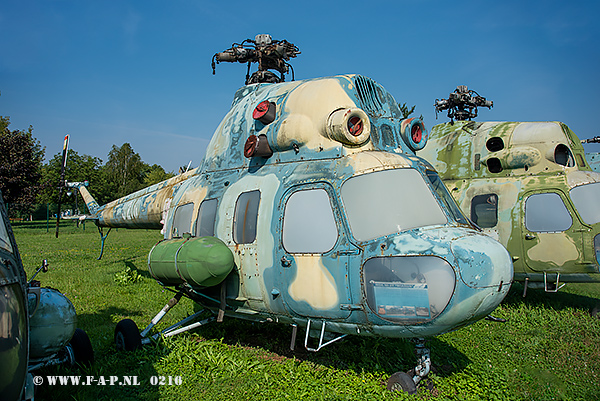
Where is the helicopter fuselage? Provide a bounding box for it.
[76,75,513,338]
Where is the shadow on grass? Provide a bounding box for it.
[123,259,153,279]
[194,315,470,380]
[502,282,600,315]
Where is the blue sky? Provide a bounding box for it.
[2,0,599,172]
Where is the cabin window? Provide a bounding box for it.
[363,256,455,322]
[172,203,194,237]
[195,198,218,237]
[525,193,572,232]
[341,169,447,241]
[570,183,600,225]
[234,190,260,244]
[471,194,498,228]
[283,189,338,254]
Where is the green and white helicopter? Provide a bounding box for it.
[421,86,600,297]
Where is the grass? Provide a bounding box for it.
[12,220,600,400]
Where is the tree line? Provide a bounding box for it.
[1,116,174,218]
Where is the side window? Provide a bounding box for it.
[234,190,260,244]
[283,188,338,253]
[471,194,498,228]
[195,198,218,237]
[525,193,572,232]
[172,203,194,237]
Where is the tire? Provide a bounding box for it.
[387,371,417,394]
[114,319,142,351]
[68,328,94,366]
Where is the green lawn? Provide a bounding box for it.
[12,221,600,400]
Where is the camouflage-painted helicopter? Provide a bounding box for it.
[67,35,513,393]
[0,188,93,401]
[420,86,600,295]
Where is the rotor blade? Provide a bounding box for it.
[55,135,70,238]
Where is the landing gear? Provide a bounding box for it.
[68,328,94,366]
[114,291,215,352]
[387,338,431,394]
[387,371,417,394]
[115,319,142,351]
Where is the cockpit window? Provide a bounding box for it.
[426,171,470,225]
[570,183,600,225]
[341,169,447,241]
[0,211,13,253]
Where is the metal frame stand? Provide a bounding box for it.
[97,226,112,260]
[139,292,215,345]
[303,319,347,352]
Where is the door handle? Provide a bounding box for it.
[525,234,536,240]
[280,256,292,267]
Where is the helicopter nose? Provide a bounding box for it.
[451,233,513,290]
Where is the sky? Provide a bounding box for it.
[2,0,600,173]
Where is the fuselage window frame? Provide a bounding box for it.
[233,190,261,244]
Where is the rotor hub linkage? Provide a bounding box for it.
[212,34,300,85]
[434,85,493,123]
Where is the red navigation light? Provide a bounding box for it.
[244,134,273,159]
[252,101,276,124]
[244,135,259,158]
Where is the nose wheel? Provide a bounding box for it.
[387,338,431,394]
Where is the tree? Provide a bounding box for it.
[39,150,109,210]
[399,103,416,119]
[143,164,174,187]
[104,143,148,199]
[0,116,45,216]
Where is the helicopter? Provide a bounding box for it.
[0,188,94,401]
[66,35,513,394]
[419,86,600,296]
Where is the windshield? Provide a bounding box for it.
[0,210,13,253]
[425,170,470,225]
[570,183,600,225]
[341,169,447,241]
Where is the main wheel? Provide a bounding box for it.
[387,371,417,394]
[68,328,94,366]
[115,319,142,351]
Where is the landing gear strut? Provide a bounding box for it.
[387,338,431,394]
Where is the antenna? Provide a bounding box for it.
[434,85,493,124]
[211,34,300,85]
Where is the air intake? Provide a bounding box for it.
[353,76,385,117]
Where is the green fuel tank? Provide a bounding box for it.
[148,236,235,288]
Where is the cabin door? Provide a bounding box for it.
[277,184,352,320]
[520,190,585,273]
